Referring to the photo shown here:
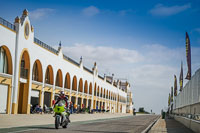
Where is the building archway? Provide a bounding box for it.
[94,83,97,96]
[0,45,12,74]
[72,76,77,91]
[45,65,54,85]
[106,90,108,99]
[55,69,63,87]
[64,72,70,89]
[89,82,92,95]
[32,59,43,82]
[97,86,99,96]
[17,50,30,114]
[84,80,88,94]
[78,78,83,92]
[100,87,103,97]
[103,89,105,98]
[0,45,12,114]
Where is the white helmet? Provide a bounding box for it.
[60,91,65,96]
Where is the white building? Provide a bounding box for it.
[0,9,131,114]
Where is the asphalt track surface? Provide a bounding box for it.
[1,115,159,133]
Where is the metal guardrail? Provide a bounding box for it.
[0,17,15,31]
[106,79,112,84]
[83,66,93,74]
[63,54,79,67]
[98,75,104,80]
[34,37,58,54]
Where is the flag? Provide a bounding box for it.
[185,32,191,80]
[171,87,173,102]
[168,93,171,106]
[174,75,177,96]
[179,61,183,91]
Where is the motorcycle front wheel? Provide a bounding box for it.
[55,115,60,129]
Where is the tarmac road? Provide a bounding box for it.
[16,115,159,133]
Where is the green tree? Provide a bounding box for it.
[139,107,144,112]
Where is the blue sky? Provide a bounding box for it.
[1,0,200,113]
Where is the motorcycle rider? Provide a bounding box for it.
[53,91,71,123]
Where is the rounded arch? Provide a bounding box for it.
[18,49,30,114]
[94,83,97,96]
[45,65,54,85]
[97,86,100,96]
[0,45,12,74]
[100,87,103,97]
[19,50,30,78]
[84,80,88,94]
[55,69,63,87]
[104,89,106,98]
[109,91,110,99]
[64,72,70,89]
[89,82,92,95]
[32,59,43,82]
[106,90,108,99]
[72,76,77,91]
[78,78,83,92]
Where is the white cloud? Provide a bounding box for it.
[150,3,191,16]
[62,43,143,66]
[60,43,200,113]
[29,8,55,20]
[82,6,100,17]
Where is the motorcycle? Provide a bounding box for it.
[53,103,70,129]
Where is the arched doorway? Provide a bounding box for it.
[84,80,88,94]
[44,65,54,108]
[55,69,63,88]
[0,45,12,114]
[0,46,12,74]
[78,78,83,92]
[97,86,99,96]
[31,60,43,108]
[89,82,92,95]
[17,50,30,114]
[64,73,70,89]
[103,89,105,98]
[94,83,96,96]
[32,60,42,82]
[72,76,77,91]
[45,65,53,85]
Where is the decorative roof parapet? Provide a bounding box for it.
[23,9,29,16]
[0,17,15,31]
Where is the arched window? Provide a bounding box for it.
[45,67,50,84]
[32,62,38,81]
[45,65,53,85]
[55,70,63,87]
[0,47,8,73]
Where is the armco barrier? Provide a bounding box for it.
[174,115,200,133]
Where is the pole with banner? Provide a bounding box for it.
[185,32,191,80]
[179,61,183,91]
[174,75,177,96]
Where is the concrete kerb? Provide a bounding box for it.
[141,116,160,133]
